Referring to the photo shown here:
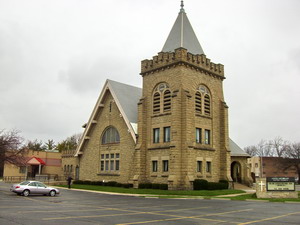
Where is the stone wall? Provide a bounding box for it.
[256,178,298,199]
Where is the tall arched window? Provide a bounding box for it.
[195,85,211,116]
[153,83,171,114]
[102,126,120,144]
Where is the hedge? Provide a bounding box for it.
[138,183,168,190]
[73,180,133,188]
[193,179,229,190]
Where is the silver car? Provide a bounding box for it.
[10,181,60,197]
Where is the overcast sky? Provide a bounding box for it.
[1,0,300,148]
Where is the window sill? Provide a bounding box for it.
[151,174,158,177]
[161,174,169,177]
[101,142,120,146]
[97,173,120,176]
[148,144,175,150]
[195,113,212,119]
[190,145,215,151]
[152,112,171,118]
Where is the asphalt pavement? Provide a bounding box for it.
[0,181,300,225]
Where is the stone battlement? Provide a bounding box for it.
[141,48,224,78]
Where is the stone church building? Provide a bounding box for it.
[73,2,251,190]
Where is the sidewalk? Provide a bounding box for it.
[216,183,255,197]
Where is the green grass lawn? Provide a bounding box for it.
[59,184,244,197]
[221,192,300,202]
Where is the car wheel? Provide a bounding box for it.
[49,190,56,197]
[23,190,30,197]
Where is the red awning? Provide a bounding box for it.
[26,157,46,165]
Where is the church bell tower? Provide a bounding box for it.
[134,1,231,190]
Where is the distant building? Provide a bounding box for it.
[3,149,62,182]
[71,2,251,190]
[248,156,299,183]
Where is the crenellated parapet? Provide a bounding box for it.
[141,48,225,79]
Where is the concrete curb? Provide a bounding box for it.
[56,186,299,203]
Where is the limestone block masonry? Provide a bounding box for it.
[134,48,231,190]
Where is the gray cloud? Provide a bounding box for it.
[0,0,300,148]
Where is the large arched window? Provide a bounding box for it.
[195,85,211,116]
[153,83,171,114]
[101,126,120,144]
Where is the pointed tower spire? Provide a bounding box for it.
[162,1,204,55]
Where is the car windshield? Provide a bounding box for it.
[20,181,30,185]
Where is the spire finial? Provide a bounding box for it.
[180,1,185,12]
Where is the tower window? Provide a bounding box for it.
[152,161,158,172]
[197,161,202,172]
[153,128,160,143]
[163,127,171,142]
[163,90,171,112]
[206,161,212,173]
[153,92,161,114]
[195,85,211,116]
[162,160,169,172]
[204,94,210,115]
[195,92,202,113]
[153,83,171,114]
[196,128,202,144]
[205,129,211,145]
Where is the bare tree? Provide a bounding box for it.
[0,129,26,167]
[244,145,257,156]
[269,136,288,157]
[282,142,300,184]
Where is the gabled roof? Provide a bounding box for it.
[229,139,250,157]
[109,80,142,125]
[75,79,142,156]
[27,157,46,165]
[75,79,248,158]
[162,2,204,55]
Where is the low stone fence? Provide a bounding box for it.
[3,175,67,185]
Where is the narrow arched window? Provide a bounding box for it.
[196,85,211,116]
[153,92,160,114]
[102,126,120,144]
[153,83,171,114]
[163,90,171,112]
[195,91,202,113]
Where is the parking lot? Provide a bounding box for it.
[0,181,300,225]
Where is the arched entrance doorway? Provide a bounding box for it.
[231,161,242,183]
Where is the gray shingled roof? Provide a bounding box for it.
[108,80,142,124]
[229,138,250,157]
[162,7,204,55]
